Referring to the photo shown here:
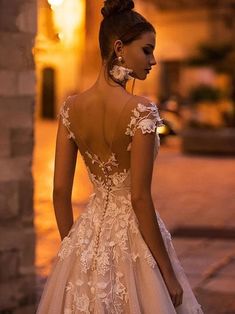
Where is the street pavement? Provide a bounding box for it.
[34,120,235,313]
[153,137,235,314]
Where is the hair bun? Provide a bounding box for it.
[101,0,134,18]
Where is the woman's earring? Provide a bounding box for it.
[109,56,133,84]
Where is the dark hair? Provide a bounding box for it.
[99,0,155,77]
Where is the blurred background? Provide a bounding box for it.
[0,0,235,313]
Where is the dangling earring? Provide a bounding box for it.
[131,78,136,95]
[109,56,133,85]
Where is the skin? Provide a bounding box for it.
[53,31,183,308]
[114,31,157,81]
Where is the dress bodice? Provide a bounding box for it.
[36,97,203,314]
[86,134,160,195]
[58,96,164,195]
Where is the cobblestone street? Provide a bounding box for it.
[34,120,235,313]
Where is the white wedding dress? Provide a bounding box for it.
[36,95,203,313]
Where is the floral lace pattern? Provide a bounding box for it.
[57,192,157,312]
[58,98,76,141]
[125,102,164,138]
[86,167,130,192]
[85,151,119,173]
[56,99,163,312]
[51,98,204,314]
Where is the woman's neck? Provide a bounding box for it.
[94,63,128,91]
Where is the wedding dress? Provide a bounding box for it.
[36,94,203,314]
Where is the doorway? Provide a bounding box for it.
[41,67,56,119]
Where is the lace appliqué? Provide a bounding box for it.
[58,236,74,260]
[125,102,164,137]
[64,271,128,313]
[58,99,76,141]
[85,151,119,173]
[55,98,187,313]
[86,167,130,191]
[57,192,158,312]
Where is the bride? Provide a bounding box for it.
[37,0,204,313]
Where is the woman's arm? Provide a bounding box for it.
[53,113,78,240]
[130,127,174,276]
[130,99,183,307]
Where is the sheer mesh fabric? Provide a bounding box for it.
[36,95,204,313]
[58,94,163,186]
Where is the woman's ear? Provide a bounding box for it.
[113,39,124,58]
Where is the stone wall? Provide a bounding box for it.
[0,0,37,313]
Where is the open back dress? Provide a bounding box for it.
[36,94,203,314]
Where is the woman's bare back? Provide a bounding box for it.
[38,88,203,314]
[61,87,149,180]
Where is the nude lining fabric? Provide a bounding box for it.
[37,95,203,314]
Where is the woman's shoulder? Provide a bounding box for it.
[125,95,163,134]
[127,94,158,113]
[65,91,157,113]
[64,89,93,109]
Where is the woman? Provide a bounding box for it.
[37,0,204,313]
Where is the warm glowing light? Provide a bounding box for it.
[58,32,64,40]
[48,0,64,6]
[50,0,85,45]
[157,125,169,135]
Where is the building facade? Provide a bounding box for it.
[0,0,37,312]
[35,0,235,118]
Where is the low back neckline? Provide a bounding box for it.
[70,94,135,169]
[59,95,163,185]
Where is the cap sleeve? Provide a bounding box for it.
[125,102,164,138]
[57,96,76,141]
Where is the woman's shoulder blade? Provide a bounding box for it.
[128,95,156,110]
